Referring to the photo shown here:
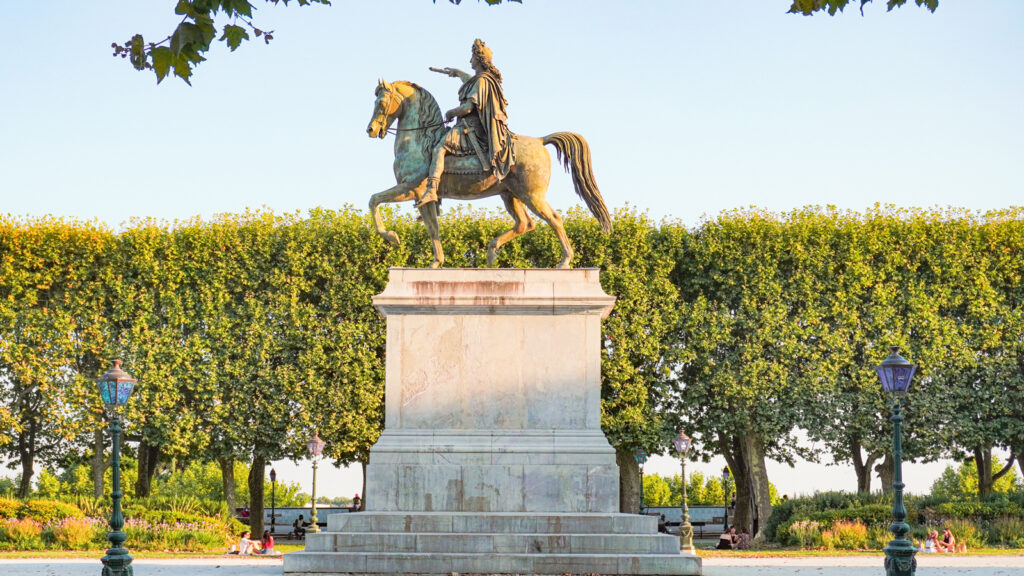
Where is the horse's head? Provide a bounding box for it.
[367,79,403,139]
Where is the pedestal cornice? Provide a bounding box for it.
[372,268,616,318]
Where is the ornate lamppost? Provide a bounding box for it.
[96,361,137,576]
[876,346,918,576]
[673,430,695,554]
[306,432,326,533]
[634,449,648,513]
[269,468,277,535]
[722,466,730,531]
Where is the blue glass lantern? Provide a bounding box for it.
[97,360,136,410]
[875,346,916,397]
[633,448,648,466]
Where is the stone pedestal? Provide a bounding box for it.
[284,269,701,576]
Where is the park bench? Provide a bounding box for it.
[642,505,730,538]
[239,506,349,539]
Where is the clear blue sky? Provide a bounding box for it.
[1,1,1021,497]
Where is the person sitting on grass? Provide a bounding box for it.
[226,530,261,555]
[716,526,736,550]
[735,527,752,550]
[260,530,276,555]
[239,530,262,555]
[924,530,939,553]
[940,528,956,553]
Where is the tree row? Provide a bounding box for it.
[2,204,1022,536]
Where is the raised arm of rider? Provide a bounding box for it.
[444,102,474,122]
[447,68,472,82]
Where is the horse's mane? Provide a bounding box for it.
[396,81,446,153]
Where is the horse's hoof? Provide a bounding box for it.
[557,261,571,270]
[430,260,442,269]
[383,231,401,246]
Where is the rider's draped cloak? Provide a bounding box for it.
[443,71,515,180]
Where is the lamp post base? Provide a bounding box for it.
[101,546,134,576]
[678,522,696,555]
[883,540,917,576]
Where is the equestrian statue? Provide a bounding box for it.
[366,39,611,269]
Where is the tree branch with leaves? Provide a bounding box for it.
[112,0,330,85]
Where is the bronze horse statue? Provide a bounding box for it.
[366,79,611,269]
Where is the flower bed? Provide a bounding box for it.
[0,498,232,551]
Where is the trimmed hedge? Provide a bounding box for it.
[19,500,84,523]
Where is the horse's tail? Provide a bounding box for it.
[542,132,612,233]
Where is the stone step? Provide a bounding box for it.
[283,551,701,575]
[304,531,680,554]
[325,511,658,534]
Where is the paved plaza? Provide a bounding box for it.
[3,555,1024,575]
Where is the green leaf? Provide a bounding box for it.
[195,14,218,47]
[170,22,204,56]
[220,24,249,52]
[227,0,254,18]
[173,54,194,85]
[151,47,173,83]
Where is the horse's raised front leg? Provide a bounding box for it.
[419,201,444,268]
[487,194,534,267]
[369,180,421,245]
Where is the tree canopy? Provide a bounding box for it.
[117,0,935,84]
[2,204,1021,535]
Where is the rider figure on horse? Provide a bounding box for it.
[417,39,515,208]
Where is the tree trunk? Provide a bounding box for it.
[740,432,771,537]
[360,459,367,511]
[974,447,994,499]
[849,438,878,494]
[220,456,237,513]
[90,428,107,498]
[616,447,641,514]
[248,455,265,536]
[875,453,894,494]
[976,446,1016,500]
[17,434,34,498]
[719,432,772,538]
[135,441,161,497]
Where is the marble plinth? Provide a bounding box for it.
[284,269,701,575]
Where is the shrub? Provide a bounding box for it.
[808,504,892,525]
[51,517,103,550]
[20,499,84,523]
[821,520,869,550]
[71,495,107,518]
[0,518,45,550]
[787,520,823,548]
[933,500,1023,522]
[943,519,984,550]
[868,523,892,549]
[989,516,1024,548]
[0,498,19,519]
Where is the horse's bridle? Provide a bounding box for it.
[377,85,448,135]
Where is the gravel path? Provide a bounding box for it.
[701,554,1024,575]
[3,554,1024,575]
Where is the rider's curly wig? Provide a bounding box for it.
[472,39,502,83]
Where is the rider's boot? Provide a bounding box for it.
[416,177,440,209]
